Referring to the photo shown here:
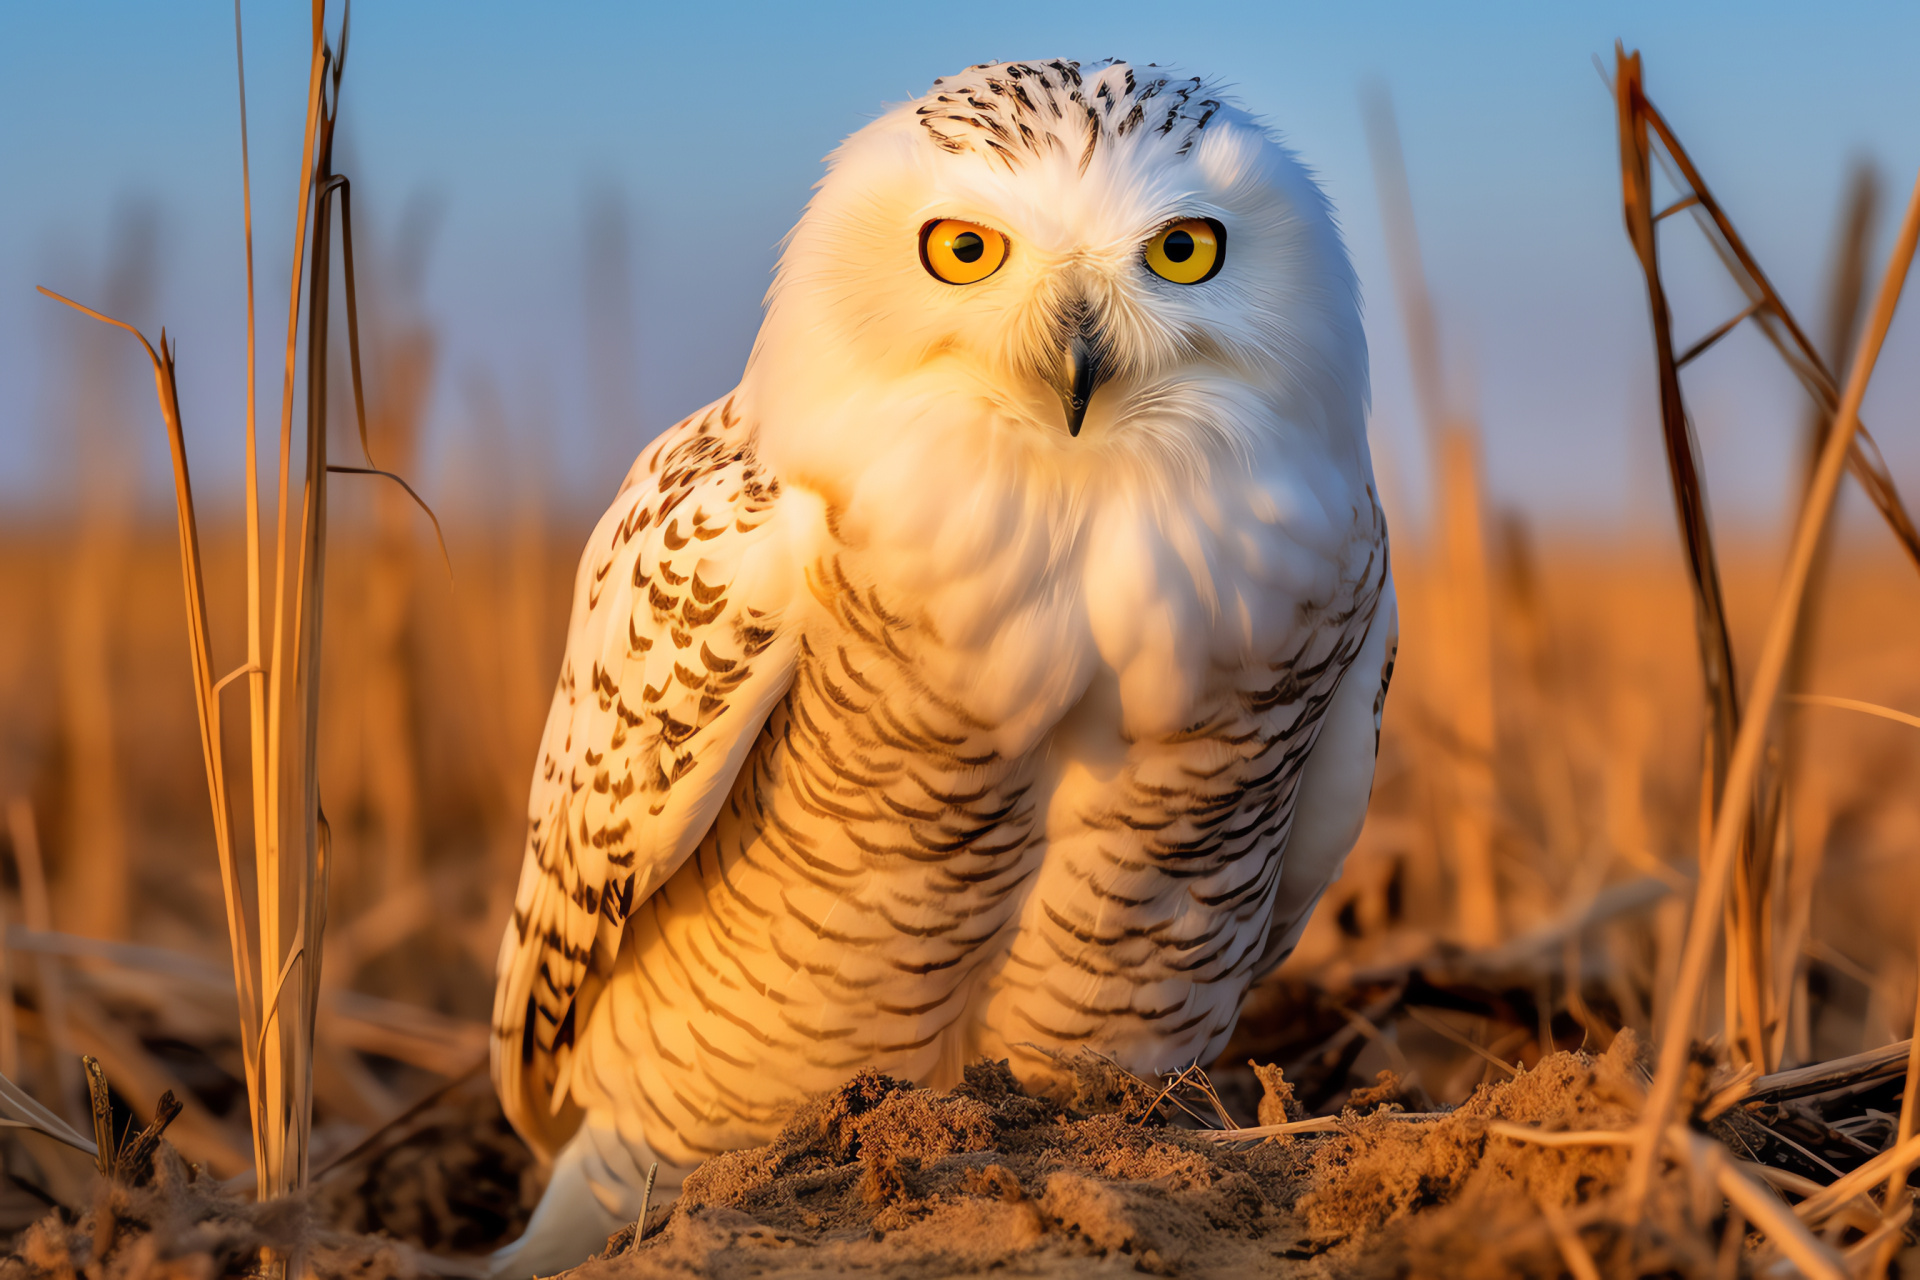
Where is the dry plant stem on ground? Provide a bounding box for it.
[1867,977,1920,1277]
[1625,161,1920,1217]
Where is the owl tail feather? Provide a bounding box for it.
[489,1117,687,1278]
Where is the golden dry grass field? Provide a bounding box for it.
[6,510,1920,1275]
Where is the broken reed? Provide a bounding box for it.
[32,0,428,1202]
[1614,42,1920,1213]
[1614,47,1765,1069]
[1362,87,1502,950]
[1614,45,1920,1077]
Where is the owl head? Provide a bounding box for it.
[743,59,1367,489]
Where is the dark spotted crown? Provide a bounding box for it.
[916,59,1226,173]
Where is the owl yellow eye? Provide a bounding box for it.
[1144,218,1225,284]
[920,219,1008,285]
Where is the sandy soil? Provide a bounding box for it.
[5,1030,1915,1278]
[568,1038,1652,1279]
[3,1036,1674,1279]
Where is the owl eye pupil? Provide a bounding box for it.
[951,232,985,263]
[1163,230,1196,263]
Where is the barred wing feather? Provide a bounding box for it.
[491,404,795,1158]
[1255,572,1397,977]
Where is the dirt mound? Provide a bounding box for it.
[575,1059,1314,1279]
[0,1036,1752,1279]
[566,1040,1677,1279]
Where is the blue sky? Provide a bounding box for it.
[5,1,1919,533]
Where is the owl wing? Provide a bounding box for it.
[1254,560,1397,977]
[491,401,797,1159]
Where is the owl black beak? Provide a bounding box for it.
[1051,312,1110,438]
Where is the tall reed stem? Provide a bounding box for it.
[233,0,271,1181]
[38,0,362,1212]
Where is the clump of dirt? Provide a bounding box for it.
[1340,1070,1432,1115]
[1299,1029,1748,1278]
[1302,1031,1647,1272]
[1024,1047,1171,1121]
[1251,1062,1310,1125]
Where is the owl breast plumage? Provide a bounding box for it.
[490,56,1394,1276]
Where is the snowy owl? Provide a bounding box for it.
[492,58,1394,1273]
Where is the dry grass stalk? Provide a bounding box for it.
[5,800,81,1126]
[1614,46,1776,1069]
[1792,693,1920,733]
[29,0,436,1219]
[63,990,251,1175]
[230,5,272,1189]
[54,225,146,944]
[1791,1134,1920,1224]
[267,8,348,1199]
[632,1161,659,1249]
[0,890,16,1081]
[20,280,262,1158]
[1628,95,1920,564]
[1679,1126,1847,1280]
[82,1055,110,1175]
[1748,1037,1911,1102]
[1404,1006,1519,1078]
[1535,1191,1604,1280]
[1617,49,1920,1080]
[0,1061,94,1160]
[1486,1121,1634,1147]
[1363,86,1501,949]
[1623,158,1920,1216]
[1865,964,1920,1276]
[1194,1113,1436,1141]
[1774,167,1880,1071]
